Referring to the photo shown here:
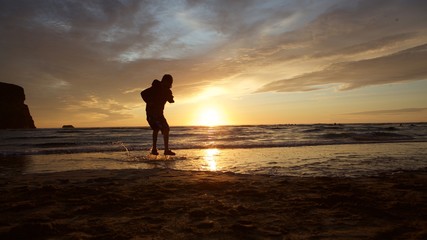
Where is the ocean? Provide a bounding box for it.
[1,123,426,177]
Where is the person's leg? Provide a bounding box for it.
[162,127,169,151]
[162,128,175,155]
[151,129,159,155]
[147,114,161,155]
[160,117,175,155]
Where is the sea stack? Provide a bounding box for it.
[0,82,36,129]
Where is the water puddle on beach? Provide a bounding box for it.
[1,142,426,177]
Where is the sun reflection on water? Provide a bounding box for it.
[203,148,220,171]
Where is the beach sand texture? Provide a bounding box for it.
[1,169,426,239]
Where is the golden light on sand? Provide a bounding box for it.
[196,107,224,127]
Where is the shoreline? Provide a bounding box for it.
[1,168,426,239]
[2,142,426,178]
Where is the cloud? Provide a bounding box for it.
[344,108,427,116]
[3,0,425,93]
[257,43,427,92]
[65,95,134,121]
[1,0,426,126]
[248,0,427,92]
[311,32,421,59]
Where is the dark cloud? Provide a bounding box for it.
[0,1,158,100]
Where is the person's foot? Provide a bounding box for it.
[164,149,176,155]
[150,148,159,155]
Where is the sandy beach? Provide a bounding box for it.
[1,168,426,239]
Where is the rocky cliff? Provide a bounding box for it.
[0,82,36,129]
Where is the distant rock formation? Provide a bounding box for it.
[0,82,36,129]
[62,125,75,129]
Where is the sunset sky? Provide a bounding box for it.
[1,0,426,128]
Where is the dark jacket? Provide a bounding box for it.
[141,80,174,116]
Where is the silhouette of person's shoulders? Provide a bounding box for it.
[152,79,161,89]
[141,79,161,103]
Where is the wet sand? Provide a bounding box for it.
[1,169,426,239]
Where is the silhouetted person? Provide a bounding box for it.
[141,74,175,155]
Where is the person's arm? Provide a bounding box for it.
[140,88,152,103]
[167,90,174,103]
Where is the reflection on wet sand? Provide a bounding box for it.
[203,148,219,171]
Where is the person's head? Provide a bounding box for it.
[161,74,173,88]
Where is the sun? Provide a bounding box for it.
[197,107,224,126]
